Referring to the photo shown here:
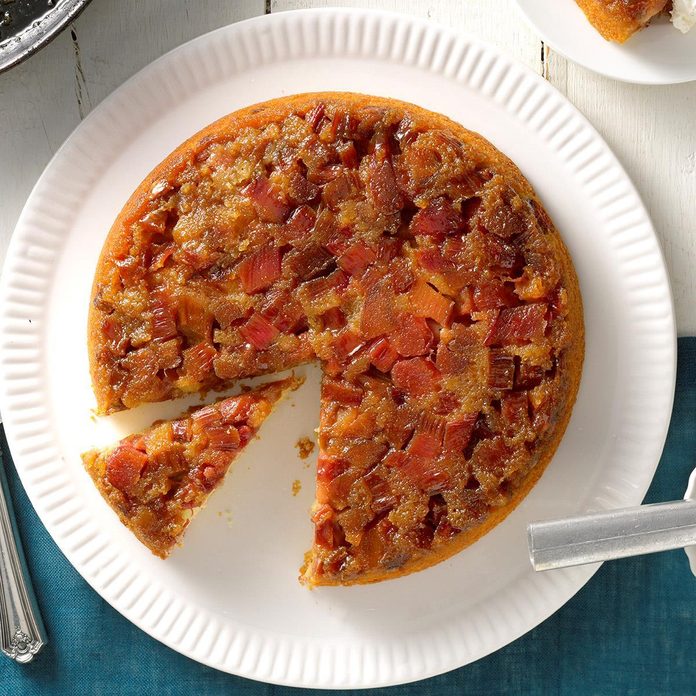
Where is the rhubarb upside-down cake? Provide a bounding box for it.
[84,93,584,586]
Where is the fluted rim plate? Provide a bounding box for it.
[0,8,676,688]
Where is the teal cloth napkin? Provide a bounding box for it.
[2,338,695,695]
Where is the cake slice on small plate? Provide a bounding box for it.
[576,0,670,42]
[82,376,301,557]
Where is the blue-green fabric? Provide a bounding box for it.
[2,338,695,696]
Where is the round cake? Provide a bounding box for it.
[87,93,584,585]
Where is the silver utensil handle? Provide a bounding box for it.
[528,500,696,571]
[0,453,47,662]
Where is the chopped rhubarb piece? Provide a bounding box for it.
[391,357,441,396]
[239,313,279,350]
[219,394,253,423]
[309,164,343,185]
[377,237,402,263]
[191,404,222,429]
[488,349,515,389]
[284,205,316,243]
[237,424,253,446]
[325,236,350,257]
[323,171,360,209]
[260,290,306,333]
[150,293,177,341]
[458,287,475,315]
[501,392,529,429]
[205,425,241,451]
[338,241,377,275]
[286,168,320,205]
[197,450,234,489]
[410,197,463,239]
[389,315,433,357]
[464,414,494,459]
[384,450,407,469]
[321,377,363,405]
[332,330,363,360]
[367,153,403,214]
[485,303,548,346]
[321,307,346,330]
[390,259,415,293]
[364,473,397,514]
[237,245,282,294]
[171,419,191,442]
[368,337,399,372]
[106,445,147,492]
[177,292,214,341]
[417,412,446,444]
[283,244,335,281]
[317,455,349,484]
[401,432,447,492]
[182,342,217,382]
[461,196,482,227]
[315,517,337,550]
[473,281,518,311]
[360,279,398,339]
[299,270,348,308]
[515,362,545,390]
[417,247,455,274]
[178,245,214,272]
[483,234,521,273]
[101,317,128,356]
[316,456,350,505]
[337,141,358,168]
[126,434,146,452]
[410,279,454,326]
[242,176,289,223]
[408,431,441,460]
[259,290,306,333]
[305,102,325,131]
[443,413,478,453]
[139,208,168,235]
[436,390,461,414]
[149,243,175,271]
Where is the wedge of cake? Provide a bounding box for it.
[82,376,300,557]
[87,94,584,584]
[576,0,670,42]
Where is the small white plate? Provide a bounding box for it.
[516,0,696,84]
[0,8,676,689]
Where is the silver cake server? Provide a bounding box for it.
[0,413,47,662]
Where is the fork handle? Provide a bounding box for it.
[0,440,47,663]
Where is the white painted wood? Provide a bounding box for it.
[0,0,264,275]
[545,46,696,334]
[0,0,694,334]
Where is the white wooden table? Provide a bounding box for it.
[1,0,693,334]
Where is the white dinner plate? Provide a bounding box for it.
[516,0,696,84]
[0,8,676,688]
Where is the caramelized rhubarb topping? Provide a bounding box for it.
[89,96,580,585]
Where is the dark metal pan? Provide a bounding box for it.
[0,0,92,75]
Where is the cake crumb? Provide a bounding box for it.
[295,436,315,460]
[217,508,233,527]
[292,479,302,496]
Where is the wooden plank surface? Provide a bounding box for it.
[0,0,693,333]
